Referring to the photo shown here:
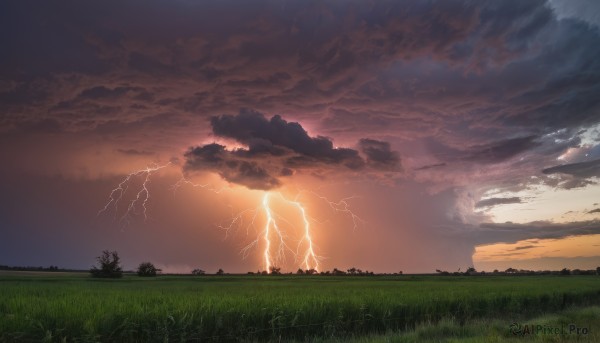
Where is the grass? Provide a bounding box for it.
[0,273,599,342]
[334,306,600,342]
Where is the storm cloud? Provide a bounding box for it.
[542,158,600,178]
[184,110,399,189]
[473,220,600,244]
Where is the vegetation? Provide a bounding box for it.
[1,273,599,342]
[136,262,160,277]
[89,250,123,278]
[0,265,62,272]
[338,306,600,343]
[191,268,205,276]
[436,266,600,276]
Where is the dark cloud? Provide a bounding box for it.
[473,220,600,244]
[542,158,600,178]
[475,197,522,208]
[184,110,398,190]
[211,109,364,167]
[184,143,281,190]
[359,138,400,170]
[588,209,600,214]
[465,136,540,164]
[512,245,540,251]
[557,178,598,190]
[427,135,540,165]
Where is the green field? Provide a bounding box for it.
[0,272,599,342]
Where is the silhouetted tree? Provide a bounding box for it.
[305,268,317,275]
[296,268,304,275]
[270,266,281,275]
[216,268,224,275]
[596,267,600,275]
[192,268,205,275]
[90,250,123,278]
[137,262,160,277]
[560,268,571,275]
[332,268,346,276]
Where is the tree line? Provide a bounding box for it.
[0,265,62,272]
[13,250,592,278]
[88,250,394,278]
[435,266,600,276]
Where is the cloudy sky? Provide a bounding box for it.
[1,0,599,273]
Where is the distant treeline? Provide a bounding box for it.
[0,265,76,272]
[435,266,600,276]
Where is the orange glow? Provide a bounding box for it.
[474,234,600,262]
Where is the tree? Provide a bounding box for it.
[296,268,304,275]
[332,268,346,276]
[560,268,571,275]
[596,267,600,275]
[270,266,281,275]
[137,262,160,277]
[90,250,123,278]
[192,268,206,276]
[216,268,224,275]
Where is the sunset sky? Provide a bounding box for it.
[1,0,599,273]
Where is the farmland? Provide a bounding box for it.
[1,272,599,342]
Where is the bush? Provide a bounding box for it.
[90,250,123,278]
[137,262,160,277]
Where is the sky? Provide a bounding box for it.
[1,0,599,273]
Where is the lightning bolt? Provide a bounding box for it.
[170,177,225,195]
[307,191,365,231]
[98,162,171,225]
[262,193,274,272]
[288,198,319,271]
[259,192,320,272]
[210,190,362,273]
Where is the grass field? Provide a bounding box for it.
[0,272,599,342]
